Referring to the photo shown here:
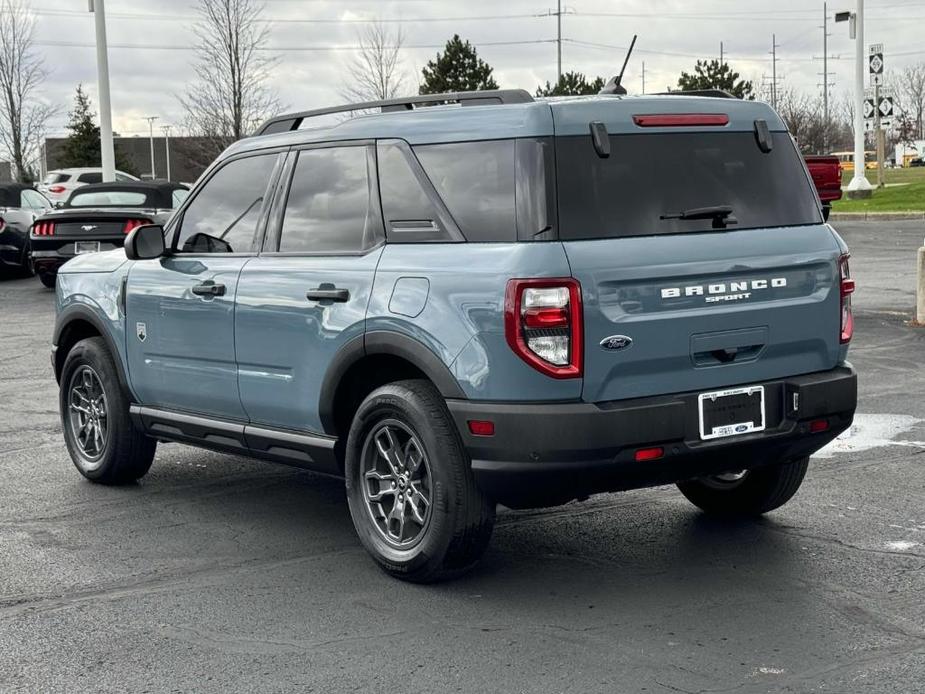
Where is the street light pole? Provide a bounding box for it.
[89,0,115,182]
[846,0,872,196]
[161,125,172,182]
[145,116,158,179]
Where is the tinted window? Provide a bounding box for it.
[115,172,134,182]
[415,140,516,242]
[69,191,147,207]
[175,153,277,254]
[278,147,380,253]
[43,173,70,184]
[172,189,188,208]
[77,172,102,184]
[556,132,821,239]
[377,142,445,238]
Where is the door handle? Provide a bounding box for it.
[306,286,350,302]
[191,280,226,297]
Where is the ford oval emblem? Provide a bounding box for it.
[600,335,633,351]
[735,424,749,433]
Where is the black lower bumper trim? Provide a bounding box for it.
[446,365,857,508]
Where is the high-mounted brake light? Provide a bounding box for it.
[505,278,582,379]
[839,254,854,344]
[33,221,55,236]
[633,113,730,127]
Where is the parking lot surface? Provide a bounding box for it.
[1,220,924,693]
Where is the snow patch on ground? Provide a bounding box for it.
[885,540,920,552]
[813,413,925,459]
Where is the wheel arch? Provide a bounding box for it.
[54,306,132,399]
[320,331,466,441]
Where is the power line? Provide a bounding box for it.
[35,38,558,52]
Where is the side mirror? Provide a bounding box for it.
[125,224,166,260]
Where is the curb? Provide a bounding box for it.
[829,212,925,221]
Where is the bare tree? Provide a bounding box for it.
[180,0,280,165]
[0,0,55,182]
[341,21,407,103]
[898,63,925,141]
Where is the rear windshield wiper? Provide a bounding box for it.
[660,205,738,229]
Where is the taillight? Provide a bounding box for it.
[48,185,66,194]
[33,221,55,236]
[839,253,854,344]
[123,218,148,234]
[504,278,582,379]
[0,217,5,231]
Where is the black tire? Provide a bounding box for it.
[345,379,495,583]
[18,243,34,277]
[39,272,55,289]
[676,457,809,516]
[60,336,156,484]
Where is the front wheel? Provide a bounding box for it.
[60,337,156,484]
[676,457,809,516]
[345,380,495,583]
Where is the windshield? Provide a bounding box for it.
[556,131,821,239]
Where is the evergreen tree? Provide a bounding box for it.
[59,85,138,175]
[419,35,498,94]
[536,71,606,97]
[676,60,754,100]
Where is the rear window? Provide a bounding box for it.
[43,173,70,184]
[68,191,148,207]
[556,131,821,239]
[77,172,103,184]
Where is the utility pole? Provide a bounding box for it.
[641,60,646,94]
[144,116,158,179]
[720,41,724,65]
[89,0,115,182]
[771,36,776,107]
[823,3,829,152]
[556,0,562,83]
[161,124,172,182]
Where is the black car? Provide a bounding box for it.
[910,158,924,167]
[30,181,188,287]
[0,183,53,277]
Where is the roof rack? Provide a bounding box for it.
[655,89,736,99]
[256,89,535,136]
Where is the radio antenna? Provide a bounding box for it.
[599,34,638,95]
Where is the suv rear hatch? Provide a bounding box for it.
[550,97,846,404]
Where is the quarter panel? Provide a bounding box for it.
[368,242,581,401]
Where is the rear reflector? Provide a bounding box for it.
[809,419,830,433]
[467,420,495,437]
[633,113,730,127]
[634,447,664,462]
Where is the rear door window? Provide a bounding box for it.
[556,131,821,239]
[77,172,103,184]
[276,146,382,254]
[414,140,516,242]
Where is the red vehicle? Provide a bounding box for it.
[804,155,843,220]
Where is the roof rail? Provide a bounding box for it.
[256,89,535,136]
[655,89,737,99]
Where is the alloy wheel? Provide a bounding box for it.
[67,365,109,467]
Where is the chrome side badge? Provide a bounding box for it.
[600,335,632,351]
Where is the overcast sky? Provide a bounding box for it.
[32,0,925,139]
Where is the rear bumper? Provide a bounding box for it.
[447,364,857,508]
[31,236,125,275]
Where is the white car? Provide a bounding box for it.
[38,168,139,204]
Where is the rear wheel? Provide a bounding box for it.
[19,243,34,277]
[345,379,495,583]
[676,457,809,515]
[38,271,55,288]
[60,337,156,484]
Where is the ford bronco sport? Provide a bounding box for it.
[52,89,857,582]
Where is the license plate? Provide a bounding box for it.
[74,241,100,254]
[698,385,765,440]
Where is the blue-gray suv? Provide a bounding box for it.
[51,89,858,582]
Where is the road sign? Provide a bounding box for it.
[878,96,893,119]
[869,44,884,86]
[863,98,876,120]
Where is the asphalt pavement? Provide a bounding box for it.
[1,220,924,693]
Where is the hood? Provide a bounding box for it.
[58,248,129,274]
